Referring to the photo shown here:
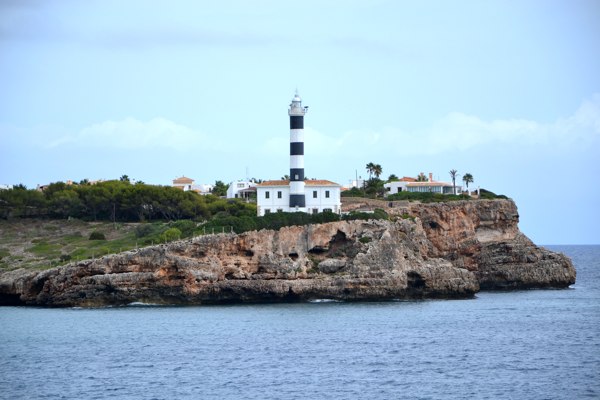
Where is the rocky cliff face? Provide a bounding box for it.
[0,199,575,307]
[397,200,575,289]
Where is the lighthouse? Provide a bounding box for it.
[288,91,307,210]
[255,92,341,217]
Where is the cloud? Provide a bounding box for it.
[47,117,218,151]
[273,93,600,158]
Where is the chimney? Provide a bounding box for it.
[429,172,433,182]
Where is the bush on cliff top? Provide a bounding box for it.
[198,209,388,235]
[385,192,470,203]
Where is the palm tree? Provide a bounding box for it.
[449,169,458,195]
[462,173,474,192]
[373,164,383,179]
[387,174,399,182]
[366,162,376,181]
[416,172,428,182]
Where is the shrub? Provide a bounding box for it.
[171,220,197,237]
[159,227,182,243]
[341,187,364,197]
[135,224,156,238]
[89,231,106,240]
[479,189,508,200]
[343,210,388,221]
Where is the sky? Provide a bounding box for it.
[0,0,599,244]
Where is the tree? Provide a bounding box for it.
[366,162,376,181]
[372,164,383,179]
[281,174,290,180]
[449,169,459,195]
[387,174,399,182]
[416,172,428,182]
[212,180,229,197]
[119,175,130,183]
[462,173,474,192]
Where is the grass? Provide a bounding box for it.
[0,248,10,259]
[0,219,164,271]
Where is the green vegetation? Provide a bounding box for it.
[160,228,182,242]
[449,169,459,195]
[462,173,474,190]
[387,192,470,203]
[88,231,106,240]
[479,188,508,200]
[0,180,255,222]
[211,180,229,197]
[201,208,387,235]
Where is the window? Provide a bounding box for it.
[277,208,283,213]
[295,174,299,180]
[265,191,270,199]
[277,191,282,199]
[325,190,330,198]
[237,183,245,188]
[313,191,317,198]
[264,209,271,214]
[312,208,318,214]
[323,208,332,213]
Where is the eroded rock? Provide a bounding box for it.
[0,199,575,307]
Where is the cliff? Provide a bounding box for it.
[0,199,575,307]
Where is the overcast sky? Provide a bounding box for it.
[1,0,598,244]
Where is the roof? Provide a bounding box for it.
[173,176,194,184]
[400,176,417,182]
[258,179,341,187]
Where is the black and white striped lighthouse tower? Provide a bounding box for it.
[288,91,307,210]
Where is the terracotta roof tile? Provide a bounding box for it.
[173,176,194,184]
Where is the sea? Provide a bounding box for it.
[1,245,598,400]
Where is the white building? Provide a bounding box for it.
[227,180,257,200]
[172,176,195,191]
[384,173,458,196]
[257,179,341,216]
[172,176,213,195]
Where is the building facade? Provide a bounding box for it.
[227,180,257,200]
[256,180,341,216]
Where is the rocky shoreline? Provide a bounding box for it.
[0,199,575,307]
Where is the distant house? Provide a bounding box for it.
[385,173,457,195]
[227,180,257,200]
[256,179,342,216]
[172,176,195,191]
[405,181,455,194]
[384,176,417,195]
[172,176,213,195]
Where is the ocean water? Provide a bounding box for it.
[1,245,598,400]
